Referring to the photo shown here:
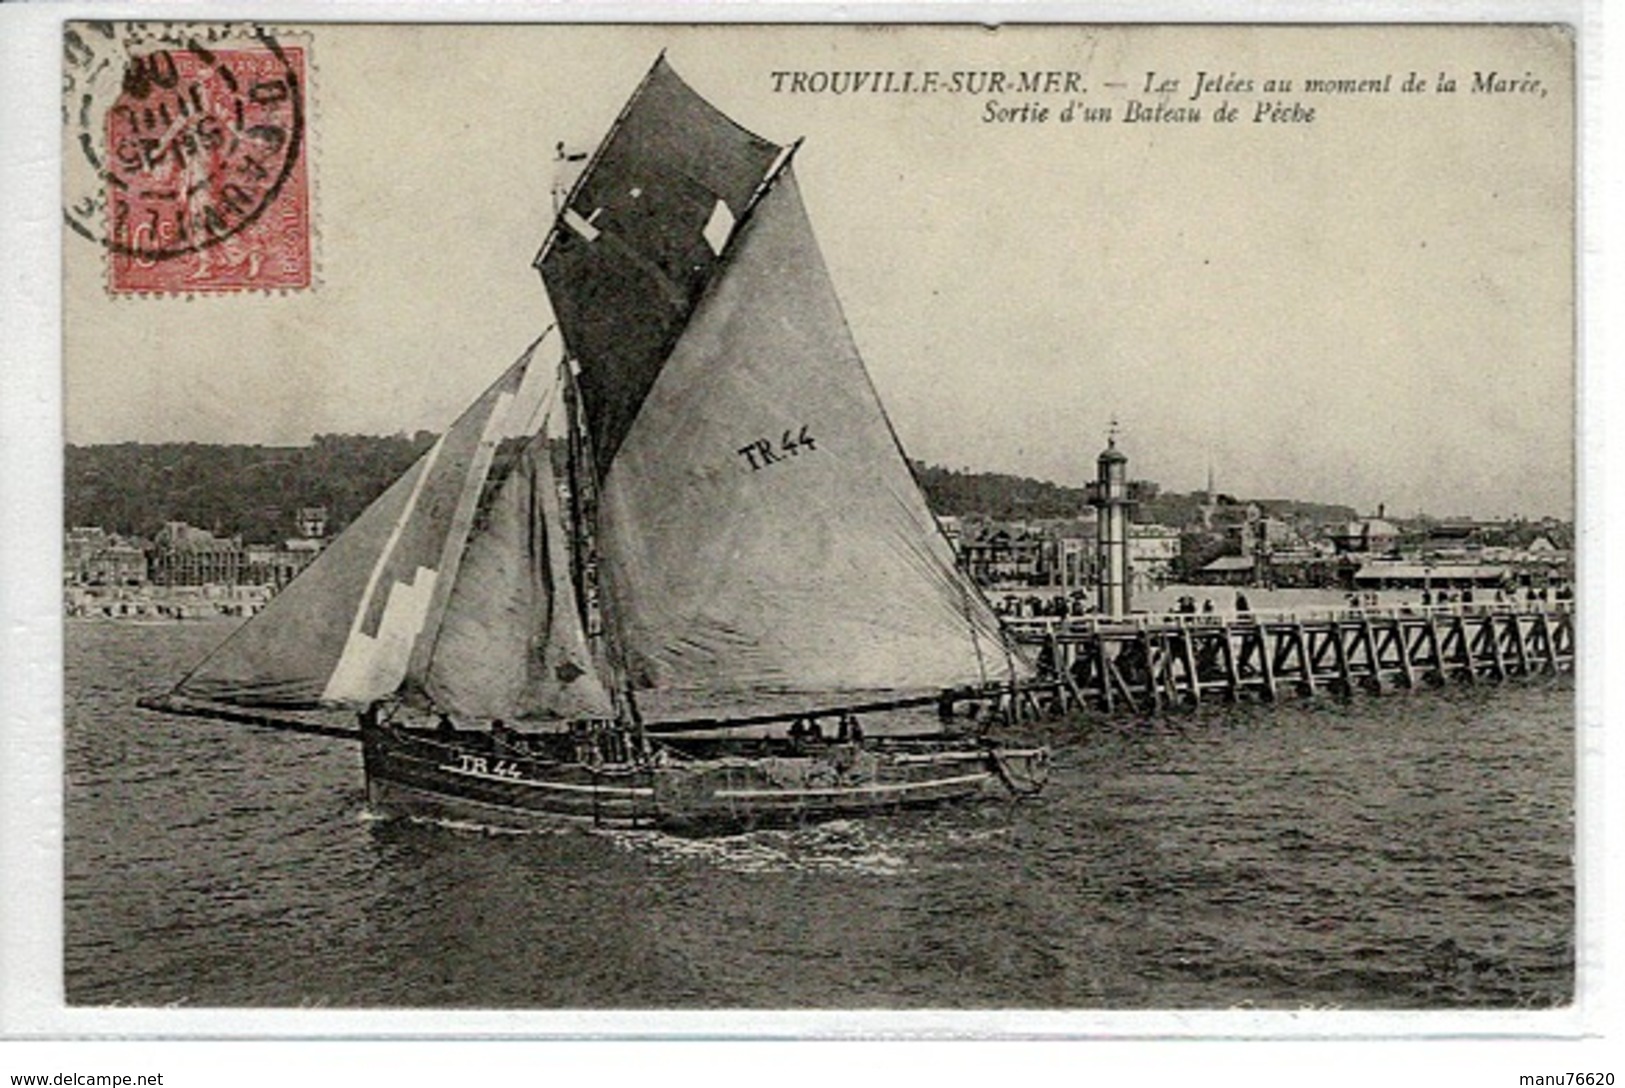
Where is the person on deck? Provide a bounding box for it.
[492,719,519,756]
[571,721,595,763]
[845,714,864,743]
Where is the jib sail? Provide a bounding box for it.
[173,337,613,722]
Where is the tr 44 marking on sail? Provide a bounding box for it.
[737,425,818,471]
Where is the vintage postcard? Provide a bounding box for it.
[6,14,1596,1059]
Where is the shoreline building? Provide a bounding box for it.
[1128,523,1181,591]
[245,505,330,589]
[64,526,148,587]
[1330,507,1402,557]
[957,523,1047,586]
[148,522,244,587]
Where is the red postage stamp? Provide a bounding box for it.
[100,39,310,294]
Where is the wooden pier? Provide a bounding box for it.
[1003,601,1574,716]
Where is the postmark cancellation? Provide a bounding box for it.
[63,22,313,295]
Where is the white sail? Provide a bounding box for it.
[415,433,615,721]
[593,166,1025,719]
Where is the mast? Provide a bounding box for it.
[563,360,591,640]
[561,355,643,728]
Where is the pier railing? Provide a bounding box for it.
[1003,599,1572,636]
[1002,601,1574,715]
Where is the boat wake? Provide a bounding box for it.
[600,820,909,875]
[358,805,577,839]
[358,796,1017,872]
[597,816,1014,876]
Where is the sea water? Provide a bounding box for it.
[63,619,1573,1009]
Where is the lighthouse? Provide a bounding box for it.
[1088,427,1134,618]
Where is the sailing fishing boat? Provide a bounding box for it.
[142,56,1049,831]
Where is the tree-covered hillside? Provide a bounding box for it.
[66,441,1362,542]
[65,434,436,542]
[911,463,1089,520]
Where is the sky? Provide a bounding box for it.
[62,23,1575,521]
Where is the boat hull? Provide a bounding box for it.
[361,722,1046,832]
[361,722,657,828]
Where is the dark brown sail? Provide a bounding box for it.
[536,57,784,475]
